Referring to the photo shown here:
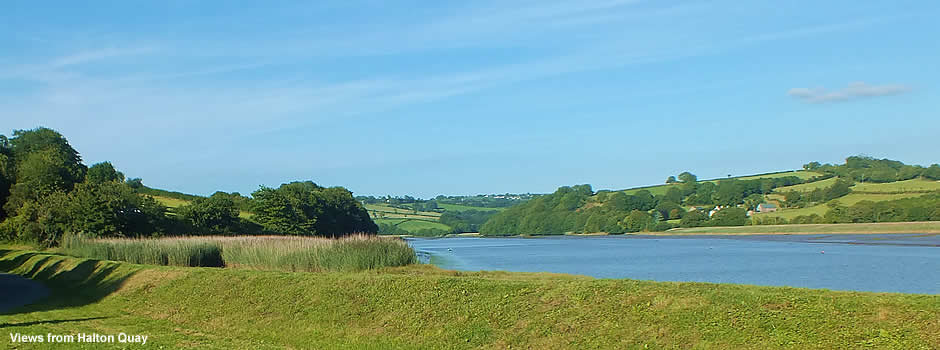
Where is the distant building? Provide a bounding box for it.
[757,203,778,213]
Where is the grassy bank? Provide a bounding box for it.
[665,221,940,235]
[61,235,416,272]
[2,248,938,349]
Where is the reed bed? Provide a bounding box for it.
[61,234,417,272]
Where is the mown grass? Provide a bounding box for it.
[1,248,938,349]
[60,235,416,272]
[665,221,940,235]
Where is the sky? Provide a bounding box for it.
[2,1,938,198]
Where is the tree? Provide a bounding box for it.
[678,172,698,183]
[679,210,706,227]
[3,128,86,215]
[709,207,748,226]
[666,176,677,184]
[803,162,822,171]
[663,186,683,204]
[621,210,653,233]
[4,148,83,215]
[251,181,377,236]
[177,193,241,234]
[86,161,125,184]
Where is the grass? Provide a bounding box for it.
[374,218,452,232]
[851,179,940,193]
[151,195,253,218]
[60,235,416,272]
[151,195,189,208]
[436,203,505,212]
[752,205,829,220]
[772,177,839,193]
[757,190,929,221]
[620,170,823,196]
[836,193,928,206]
[665,221,940,235]
[1,248,938,349]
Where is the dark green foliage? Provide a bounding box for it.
[824,193,940,223]
[679,210,706,228]
[439,209,499,233]
[3,128,86,215]
[251,181,377,236]
[85,161,124,184]
[0,181,169,247]
[177,192,241,235]
[621,210,654,233]
[784,179,854,208]
[814,156,931,182]
[678,171,697,183]
[654,201,682,220]
[708,207,748,226]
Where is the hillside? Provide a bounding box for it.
[481,157,940,235]
[3,248,938,349]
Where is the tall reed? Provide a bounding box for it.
[61,234,416,272]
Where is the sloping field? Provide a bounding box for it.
[436,203,505,212]
[851,179,940,193]
[151,195,189,208]
[2,248,938,349]
[375,218,452,232]
[773,177,838,193]
[620,170,822,196]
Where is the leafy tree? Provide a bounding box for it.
[251,181,376,236]
[665,176,677,184]
[86,161,125,184]
[678,171,697,183]
[621,210,654,233]
[177,192,241,234]
[126,177,144,189]
[663,186,683,204]
[708,207,748,226]
[679,210,706,228]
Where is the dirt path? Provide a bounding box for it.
[0,273,48,313]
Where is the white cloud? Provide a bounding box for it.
[788,82,911,103]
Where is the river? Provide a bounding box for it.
[406,234,940,294]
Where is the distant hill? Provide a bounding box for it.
[480,156,940,236]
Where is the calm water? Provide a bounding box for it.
[406,234,940,294]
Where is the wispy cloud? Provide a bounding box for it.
[788,82,911,103]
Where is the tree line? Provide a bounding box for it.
[0,127,377,247]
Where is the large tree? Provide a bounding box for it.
[251,181,377,236]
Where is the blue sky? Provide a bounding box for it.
[2,1,938,198]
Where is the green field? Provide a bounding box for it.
[666,221,940,235]
[435,203,505,212]
[151,195,190,208]
[851,179,940,193]
[374,218,452,232]
[151,195,253,219]
[752,205,829,220]
[755,192,929,221]
[772,177,838,193]
[3,248,939,349]
[620,170,822,196]
[836,193,928,206]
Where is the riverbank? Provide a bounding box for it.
[662,221,940,235]
[2,246,939,349]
